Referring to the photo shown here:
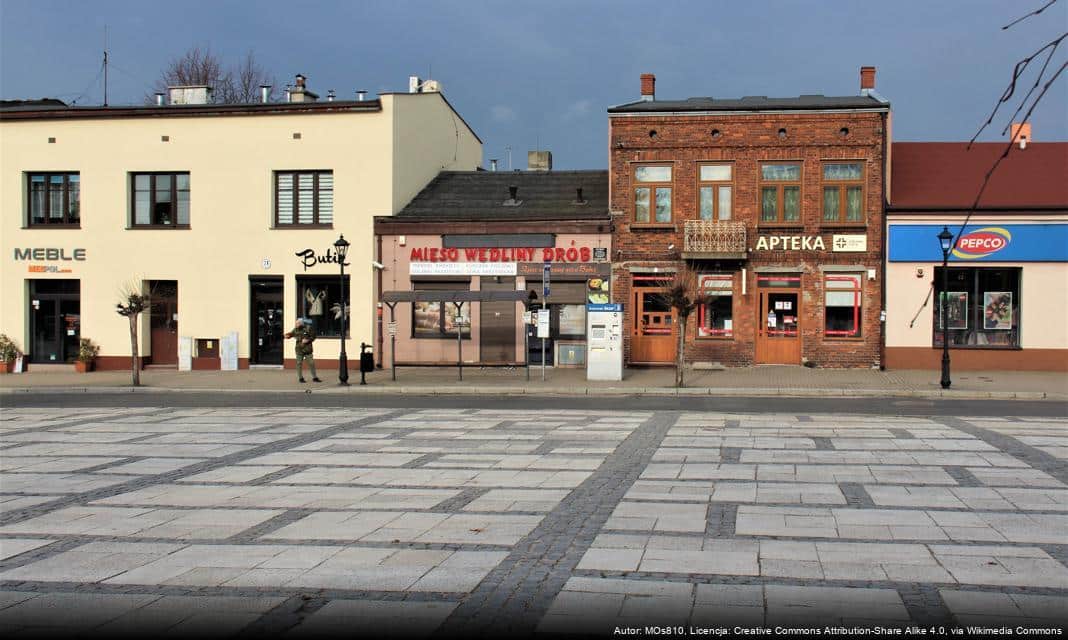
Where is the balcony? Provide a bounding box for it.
[683,220,748,260]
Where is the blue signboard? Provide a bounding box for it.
[888,223,1068,262]
[587,303,622,312]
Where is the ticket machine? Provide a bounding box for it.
[586,303,623,381]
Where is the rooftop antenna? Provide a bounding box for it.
[102,25,109,106]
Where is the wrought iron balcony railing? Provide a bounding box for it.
[683,220,747,258]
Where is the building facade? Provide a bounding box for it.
[374,167,611,368]
[885,139,1068,371]
[609,69,890,368]
[1,78,481,370]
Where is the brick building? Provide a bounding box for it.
[608,68,890,368]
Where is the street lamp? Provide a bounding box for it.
[937,226,954,389]
[334,234,351,386]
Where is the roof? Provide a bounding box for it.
[890,142,1068,211]
[0,99,381,120]
[609,94,888,114]
[392,170,610,222]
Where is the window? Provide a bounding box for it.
[276,170,333,226]
[132,172,189,227]
[760,163,801,223]
[698,164,732,221]
[558,304,587,336]
[698,274,733,338]
[822,162,864,223]
[412,281,471,338]
[634,165,672,223]
[295,276,350,338]
[933,267,1020,348]
[28,173,80,226]
[825,274,863,338]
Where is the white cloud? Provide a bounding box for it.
[490,105,517,123]
[562,99,592,121]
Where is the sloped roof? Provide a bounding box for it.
[393,170,609,221]
[609,95,888,113]
[890,142,1068,210]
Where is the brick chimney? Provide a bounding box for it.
[1011,122,1032,149]
[860,66,876,93]
[640,73,655,102]
[289,74,319,103]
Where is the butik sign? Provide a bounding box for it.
[409,246,594,263]
[295,248,349,271]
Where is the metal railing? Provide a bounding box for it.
[683,220,747,255]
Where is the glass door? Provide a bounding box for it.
[631,284,676,364]
[755,285,801,364]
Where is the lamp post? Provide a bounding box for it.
[334,234,350,386]
[937,226,954,389]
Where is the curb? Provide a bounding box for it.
[0,385,1058,401]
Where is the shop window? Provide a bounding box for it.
[634,165,672,223]
[28,173,80,226]
[412,280,471,338]
[276,170,333,226]
[557,304,587,336]
[825,274,863,338]
[29,279,80,363]
[760,163,802,223]
[698,164,732,222]
[698,274,733,338]
[132,172,190,227]
[821,162,865,224]
[295,275,350,338]
[933,267,1020,348]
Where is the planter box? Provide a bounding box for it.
[0,360,13,374]
[74,360,94,373]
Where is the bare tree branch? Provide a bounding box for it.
[147,47,276,104]
[1002,0,1059,30]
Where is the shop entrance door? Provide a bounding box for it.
[631,285,676,364]
[480,276,516,364]
[755,283,801,365]
[29,280,80,363]
[149,281,178,366]
[250,278,284,365]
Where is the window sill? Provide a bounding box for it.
[697,336,734,341]
[629,223,677,231]
[274,224,334,230]
[931,344,1023,351]
[127,225,192,230]
[820,223,868,230]
[757,223,804,230]
[24,224,81,229]
[824,336,865,342]
[412,335,472,340]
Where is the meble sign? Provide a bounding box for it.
[952,227,1011,260]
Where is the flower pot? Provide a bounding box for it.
[0,360,13,374]
[74,360,93,373]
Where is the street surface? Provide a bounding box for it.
[0,396,1065,637]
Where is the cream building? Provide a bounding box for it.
[0,77,482,372]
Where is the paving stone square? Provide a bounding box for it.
[1,405,1066,637]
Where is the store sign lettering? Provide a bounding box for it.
[13,248,86,261]
[754,236,826,251]
[295,248,349,271]
[409,247,593,263]
[952,227,1011,260]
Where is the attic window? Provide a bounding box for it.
[778,128,787,139]
[648,129,658,139]
[839,127,850,137]
[710,129,721,139]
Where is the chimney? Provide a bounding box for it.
[490,159,498,171]
[528,150,552,172]
[409,76,421,93]
[168,85,212,105]
[640,73,655,101]
[284,85,292,102]
[259,85,271,103]
[288,74,318,102]
[860,66,876,93]
[155,92,165,106]
[356,90,367,102]
[326,89,335,102]
[1011,122,1031,149]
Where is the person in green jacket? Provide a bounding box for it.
[285,318,321,383]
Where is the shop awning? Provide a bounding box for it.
[380,290,532,304]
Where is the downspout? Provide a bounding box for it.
[376,234,384,368]
[879,109,888,371]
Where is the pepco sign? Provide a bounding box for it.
[952,227,1011,260]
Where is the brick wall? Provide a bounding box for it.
[610,111,887,368]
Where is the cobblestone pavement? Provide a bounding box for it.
[0,406,1065,637]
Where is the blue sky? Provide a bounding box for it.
[2,0,1065,168]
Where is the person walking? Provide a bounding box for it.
[285,318,321,383]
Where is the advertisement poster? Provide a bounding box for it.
[586,276,609,304]
[984,292,1013,330]
[939,292,968,329]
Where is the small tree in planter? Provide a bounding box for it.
[0,334,22,374]
[75,338,100,373]
[116,287,151,386]
[657,267,713,388]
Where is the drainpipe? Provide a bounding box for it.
[879,109,888,371]
[376,233,384,368]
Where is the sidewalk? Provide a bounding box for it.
[1,364,1066,401]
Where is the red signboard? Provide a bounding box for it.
[410,247,593,263]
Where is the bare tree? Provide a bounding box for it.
[656,267,713,388]
[116,285,151,386]
[149,47,277,104]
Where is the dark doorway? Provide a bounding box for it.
[480,276,516,364]
[149,280,178,366]
[29,279,80,363]
[251,278,284,365]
